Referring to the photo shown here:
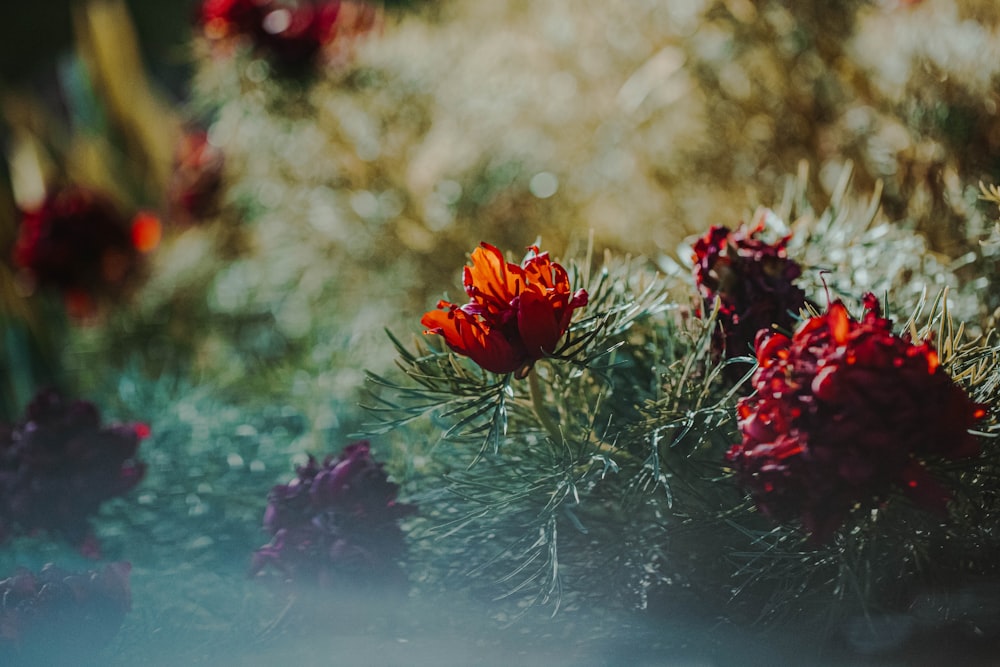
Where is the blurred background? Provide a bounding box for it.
[4,0,1000,415]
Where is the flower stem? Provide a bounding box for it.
[529,367,563,445]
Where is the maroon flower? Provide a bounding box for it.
[0,390,148,555]
[727,295,986,541]
[0,562,131,664]
[251,441,414,587]
[692,219,807,360]
[168,129,224,223]
[421,243,589,376]
[12,186,148,317]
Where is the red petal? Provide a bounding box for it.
[422,305,523,373]
[465,243,523,308]
[828,303,850,345]
[517,289,563,359]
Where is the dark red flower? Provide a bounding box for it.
[12,186,148,317]
[0,390,148,555]
[692,218,806,360]
[421,242,589,376]
[0,562,131,665]
[251,441,414,587]
[168,129,224,222]
[727,295,986,541]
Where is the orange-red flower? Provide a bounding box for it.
[421,243,589,375]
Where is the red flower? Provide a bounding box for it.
[727,295,986,541]
[692,219,806,360]
[421,243,589,376]
[12,186,147,317]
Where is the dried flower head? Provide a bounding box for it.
[12,186,150,317]
[422,242,589,376]
[727,295,986,540]
[692,217,807,360]
[0,562,131,665]
[251,441,414,586]
[0,390,148,555]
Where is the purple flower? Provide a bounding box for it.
[0,562,131,664]
[0,390,148,556]
[251,441,414,587]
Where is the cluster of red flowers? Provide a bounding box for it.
[0,563,131,665]
[0,390,148,556]
[168,129,225,223]
[12,186,158,318]
[692,220,806,361]
[198,0,378,71]
[251,441,414,587]
[727,295,986,540]
[422,242,589,376]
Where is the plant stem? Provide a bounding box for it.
[528,367,563,445]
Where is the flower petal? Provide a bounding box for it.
[423,305,523,373]
[517,289,563,359]
[464,242,524,310]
